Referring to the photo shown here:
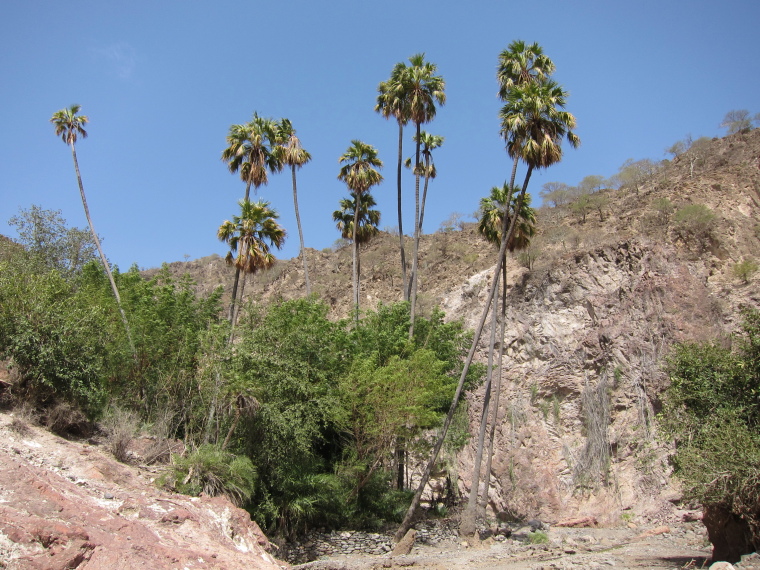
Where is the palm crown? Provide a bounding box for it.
[333,193,381,244]
[497,40,555,100]
[221,114,282,196]
[218,199,285,275]
[500,80,580,171]
[51,104,89,145]
[478,184,536,252]
[338,140,383,194]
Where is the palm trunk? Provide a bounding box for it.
[70,144,136,359]
[352,195,361,323]
[396,122,408,300]
[481,260,508,517]
[461,273,500,536]
[291,165,311,296]
[228,183,252,324]
[229,272,247,344]
[394,165,534,543]
[408,122,422,339]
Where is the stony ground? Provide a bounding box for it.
[294,522,714,570]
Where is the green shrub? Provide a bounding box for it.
[528,530,549,544]
[733,259,758,284]
[162,444,257,507]
[673,203,715,243]
[661,309,760,539]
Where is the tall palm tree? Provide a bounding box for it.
[396,62,579,544]
[376,61,412,299]
[406,54,445,337]
[338,141,383,318]
[217,199,285,334]
[274,119,313,295]
[50,105,135,358]
[332,192,381,289]
[465,186,536,524]
[497,40,556,190]
[221,114,282,321]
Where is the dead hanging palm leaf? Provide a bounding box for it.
[221,393,260,450]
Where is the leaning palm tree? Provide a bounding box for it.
[396,68,579,544]
[221,114,282,321]
[376,61,412,299]
[406,54,445,337]
[338,141,383,318]
[274,119,312,295]
[50,105,135,358]
[217,199,285,336]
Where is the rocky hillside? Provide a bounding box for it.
[151,130,760,527]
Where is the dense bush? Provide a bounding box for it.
[661,308,760,552]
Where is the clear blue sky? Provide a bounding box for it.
[2,0,759,270]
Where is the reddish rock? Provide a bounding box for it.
[0,414,285,569]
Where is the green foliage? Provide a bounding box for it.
[7,205,98,279]
[0,262,110,415]
[569,193,591,223]
[673,203,715,244]
[662,309,760,534]
[733,259,758,284]
[527,530,549,544]
[163,444,257,507]
[651,197,674,223]
[720,109,759,135]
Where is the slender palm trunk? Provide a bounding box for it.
[396,122,408,300]
[229,273,247,344]
[228,182,252,324]
[461,274,500,536]
[408,122,422,339]
[481,264,508,517]
[291,165,311,296]
[418,155,432,230]
[70,144,136,358]
[352,196,361,323]
[395,165,534,543]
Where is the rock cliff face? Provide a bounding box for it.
[446,130,760,524]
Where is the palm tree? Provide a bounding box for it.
[332,192,381,289]
[406,54,445,337]
[497,40,556,190]
[465,186,536,524]
[274,119,313,295]
[396,62,579,544]
[376,61,412,299]
[217,199,285,334]
[50,105,135,358]
[338,141,383,318]
[221,114,282,321]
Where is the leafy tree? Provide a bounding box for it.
[217,200,285,333]
[221,114,282,321]
[274,118,313,295]
[8,205,98,278]
[338,140,383,318]
[539,181,571,207]
[50,105,135,357]
[673,203,715,245]
[0,261,109,416]
[720,109,759,135]
[570,192,592,223]
[685,137,712,178]
[588,192,610,221]
[617,158,659,194]
[578,174,605,194]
